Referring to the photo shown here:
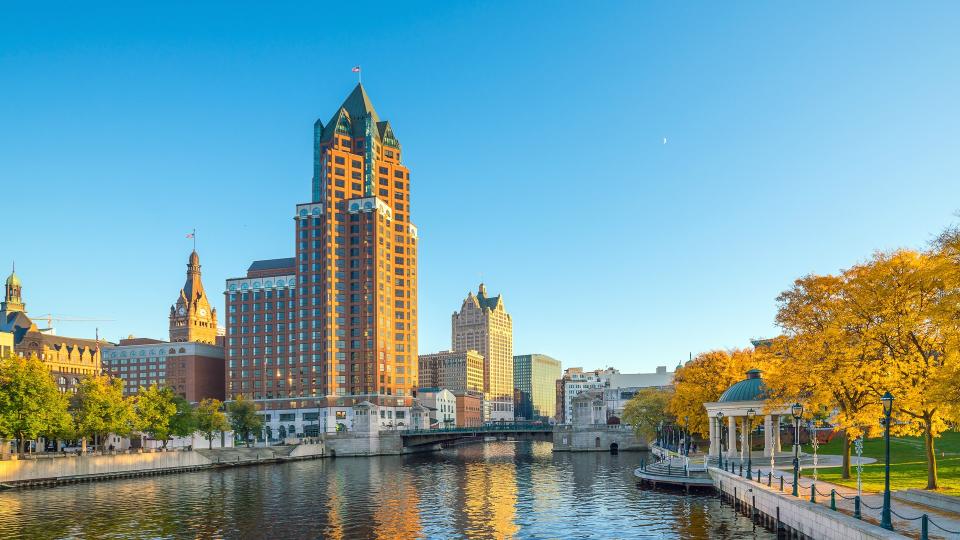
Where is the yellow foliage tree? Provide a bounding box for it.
[669,348,766,438]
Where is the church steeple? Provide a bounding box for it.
[169,251,218,344]
[2,263,25,314]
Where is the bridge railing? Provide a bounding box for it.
[401,423,554,436]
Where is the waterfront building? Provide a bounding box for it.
[451,283,513,421]
[603,367,674,419]
[416,387,457,427]
[571,390,607,426]
[224,83,419,427]
[103,251,226,401]
[557,367,618,424]
[513,353,561,421]
[418,349,484,394]
[0,267,105,392]
[0,329,12,358]
[454,390,483,427]
[103,338,225,400]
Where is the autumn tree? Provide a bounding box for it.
[135,384,177,448]
[765,273,885,479]
[622,387,673,441]
[71,375,137,452]
[226,395,262,447]
[195,398,229,449]
[845,249,960,490]
[0,353,72,454]
[669,348,764,438]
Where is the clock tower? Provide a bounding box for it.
[169,250,218,344]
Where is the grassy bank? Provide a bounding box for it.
[804,431,960,496]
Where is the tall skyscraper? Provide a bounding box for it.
[225,84,419,430]
[169,251,218,344]
[513,353,561,421]
[452,283,513,420]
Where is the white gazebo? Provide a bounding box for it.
[703,369,793,460]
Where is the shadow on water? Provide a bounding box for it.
[0,442,774,539]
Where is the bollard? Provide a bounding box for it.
[921,514,928,540]
[739,463,743,476]
[830,489,836,511]
[811,484,816,504]
[668,463,672,475]
[779,476,783,491]
[854,496,861,520]
[768,472,772,486]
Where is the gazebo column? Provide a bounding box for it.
[740,417,748,460]
[773,415,782,454]
[707,416,718,456]
[763,415,773,457]
[726,415,737,458]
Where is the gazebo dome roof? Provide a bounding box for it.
[718,369,767,402]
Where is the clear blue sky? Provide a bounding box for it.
[2,3,959,373]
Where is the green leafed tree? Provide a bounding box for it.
[168,395,197,442]
[622,387,674,442]
[135,384,177,448]
[195,398,230,449]
[71,375,137,452]
[0,353,72,454]
[227,394,262,447]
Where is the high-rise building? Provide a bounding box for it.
[169,251,218,344]
[418,349,484,394]
[513,353,561,421]
[0,266,105,392]
[104,250,225,401]
[224,84,419,424]
[452,284,513,420]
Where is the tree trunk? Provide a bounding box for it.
[841,431,852,479]
[208,434,213,450]
[925,417,938,490]
[81,437,87,454]
[16,433,26,455]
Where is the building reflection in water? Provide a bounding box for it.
[457,442,519,539]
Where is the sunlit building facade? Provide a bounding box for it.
[513,353,561,421]
[225,84,419,417]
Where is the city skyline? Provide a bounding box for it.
[3,3,960,372]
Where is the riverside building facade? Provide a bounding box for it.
[103,251,225,401]
[513,353,561,421]
[451,284,513,421]
[417,349,484,394]
[224,84,419,429]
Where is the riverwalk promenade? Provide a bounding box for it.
[717,457,960,539]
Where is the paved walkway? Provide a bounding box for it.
[725,460,960,539]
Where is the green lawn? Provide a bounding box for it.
[804,431,960,496]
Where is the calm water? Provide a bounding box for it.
[0,441,773,539]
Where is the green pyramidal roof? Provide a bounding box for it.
[718,369,768,402]
[318,83,383,144]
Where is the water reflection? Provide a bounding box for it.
[0,441,773,539]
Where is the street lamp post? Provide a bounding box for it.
[810,419,820,503]
[684,416,690,456]
[716,411,725,469]
[855,434,864,498]
[746,409,755,480]
[880,392,895,531]
[791,402,803,497]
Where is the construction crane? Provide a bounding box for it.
[30,314,115,336]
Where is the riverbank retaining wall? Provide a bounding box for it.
[710,468,907,539]
[0,443,326,488]
[552,426,646,452]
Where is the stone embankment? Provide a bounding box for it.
[0,443,325,489]
[713,468,906,539]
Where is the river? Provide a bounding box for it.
[0,441,774,539]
